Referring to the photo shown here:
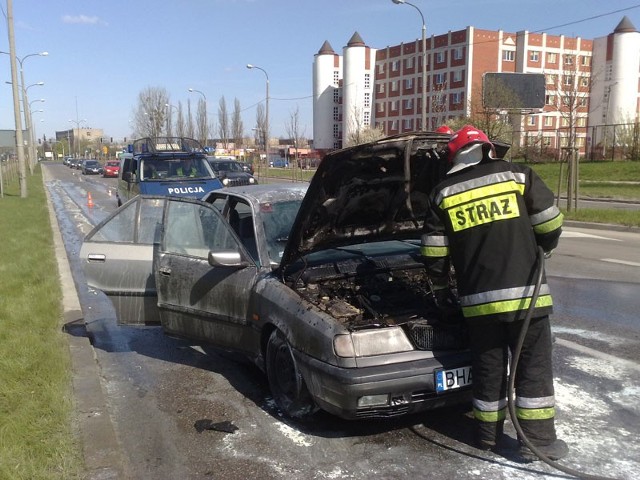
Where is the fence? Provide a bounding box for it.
[511,122,640,162]
[1,151,20,196]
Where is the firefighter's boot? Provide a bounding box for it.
[519,438,569,462]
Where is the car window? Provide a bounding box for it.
[163,201,237,258]
[86,198,165,244]
[89,200,137,242]
[137,198,166,244]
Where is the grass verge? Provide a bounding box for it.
[0,168,83,479]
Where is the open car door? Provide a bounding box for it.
[80,196,166,325]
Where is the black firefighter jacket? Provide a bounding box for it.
[421,158,563,322]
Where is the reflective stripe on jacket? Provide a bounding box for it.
[421,159,563,321]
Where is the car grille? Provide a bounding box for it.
[226,178,253,187]
[406,321,469,350]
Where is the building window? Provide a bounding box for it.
[379,83,385,94]
[542,136,552,146]
[404,98,413,109]
[564,54,574,65]
[435,51,444,63]
[434,73,445,85]
[530,50,540,62]
[453,70,463,83]
[405,78,413,89]
[546,74,557,85]
[577,117,587,127]
[545,94,556,105]
[333,106,339,121]
[364,73,370,89]
[581,55,591,66]
[391,120,399,130]
[563,75,574,86]
[544,116,553,127]
[364,92,370,108]
[405,57,414,68]
[333,124,339,138]
[575,137,585,147]
[378,64,384,74]
[333,88,339,103]
[391,60,400,72]
[402,119,412,130]
[391,100,399,111]
[451,92,462,104]
[580,76,589,87]
[333,71,339,87]
[503,50,515,61]
[547,52,557,63]
[364,111,370,126]
[528,116,536,126]
[377,102,385,113]
[452,47,463,60]
[561,117,570,127]
[579,97,588,107]
[391,80,398,92]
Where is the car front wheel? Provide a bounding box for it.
[266,329,317,420]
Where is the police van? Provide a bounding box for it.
[116,137,224,206]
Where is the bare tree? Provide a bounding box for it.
[184,99,194,139]
[132,86,170,138]
[345,103,385,147]
[195,98,208,147]
[218,96,230,149]
[231,97,244,149]
[255,103,266,154]
[176,101,185,138]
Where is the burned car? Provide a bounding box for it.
[80,131,471,420]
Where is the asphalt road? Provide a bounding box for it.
[43,163,640,480]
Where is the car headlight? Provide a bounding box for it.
[334,327,414,358]
[249,177,256,184]
[222,178,230,186]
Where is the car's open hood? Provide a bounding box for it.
[280,132,450,268]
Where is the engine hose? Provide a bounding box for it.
[507,246,620,480]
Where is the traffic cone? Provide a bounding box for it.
[87,192,94,208]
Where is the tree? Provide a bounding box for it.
[132,86,170,138]
[231,97,244,150]
[195,98,208,147]
[345,104,385,147]
[218,96,230,149]
[176,101,185,138]
[255,103,267,156]
[186,99,195,139]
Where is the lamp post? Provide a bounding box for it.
[188,88,208,146]
[247,64,269,162]
[0,46,47,191]
[25,89,44,170]
[392,0,427,131]
[69,118,87,158]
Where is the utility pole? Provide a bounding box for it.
[7,0,27,197]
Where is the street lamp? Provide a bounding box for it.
[391,0,427,131]
[247,64,270,162]
[69,118,87,158]
[188,88,208,146]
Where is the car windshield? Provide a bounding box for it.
[141,157,211,180]
[214,161,243,172]
[86,161,99,166]
[260,199,303,265]
[106,161,119,167]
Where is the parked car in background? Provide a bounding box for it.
[80,132,471,421]
[81,159,103,175]
[269,157,289,168]
[207,158,257,186]
[71,158,84,169]
[63,156,74,166]
[102,160,120,178]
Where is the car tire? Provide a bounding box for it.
[266,329,317,420]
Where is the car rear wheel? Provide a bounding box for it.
[266,329,317,419]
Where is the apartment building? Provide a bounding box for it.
[313,16,640,157]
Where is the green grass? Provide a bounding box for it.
[0,169,84,479]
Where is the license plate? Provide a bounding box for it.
[435,365,472,392]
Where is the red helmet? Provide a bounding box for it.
[435,125,454,135]
[447,125,492,164]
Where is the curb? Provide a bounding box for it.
[563,219,640,234]
[42,166,126,479]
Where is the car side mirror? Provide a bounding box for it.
[208,250,251,268]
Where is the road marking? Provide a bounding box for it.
[555,337,640,373]
[561,231,621,241]
[600,258,640,267]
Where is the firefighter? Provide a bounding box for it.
[421,125,568,461]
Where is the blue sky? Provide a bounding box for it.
[2,0,640,142]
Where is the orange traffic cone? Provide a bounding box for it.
[87,192,94,208]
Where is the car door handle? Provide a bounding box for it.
[159,266,172,276]
[87,253,106,263]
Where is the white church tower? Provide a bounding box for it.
[313,40,341,151]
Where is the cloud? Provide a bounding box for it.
[61,14,107,26]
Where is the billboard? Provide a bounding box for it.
[482,73,546,110]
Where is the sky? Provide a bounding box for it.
[2,0,640,143]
